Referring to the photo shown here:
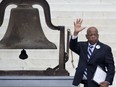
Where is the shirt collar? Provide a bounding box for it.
[88,43,97,48]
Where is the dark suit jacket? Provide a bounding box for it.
[70,37,115,87]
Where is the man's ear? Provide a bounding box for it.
[85,34,88,39]
[98,34,99,38]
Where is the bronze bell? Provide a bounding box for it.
[0,1,57,49]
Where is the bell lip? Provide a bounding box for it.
[0,42,57,49]
[0,47,57,49]
[0,45,57,49]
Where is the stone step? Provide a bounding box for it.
[48,4,116,11]
[50,11,116,20]
[0,76,77,87]
[47,0,116,4]
[47,0,101,4]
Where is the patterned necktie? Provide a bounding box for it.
[87,45,93,61]
[83,45,93,80]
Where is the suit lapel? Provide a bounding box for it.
[83,42,88,61]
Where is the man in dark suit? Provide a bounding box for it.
[70,18,115,87]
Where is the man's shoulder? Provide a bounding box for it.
[98,41,111,49]
[77,41,88,46]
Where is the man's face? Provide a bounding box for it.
[86,27,99,45]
